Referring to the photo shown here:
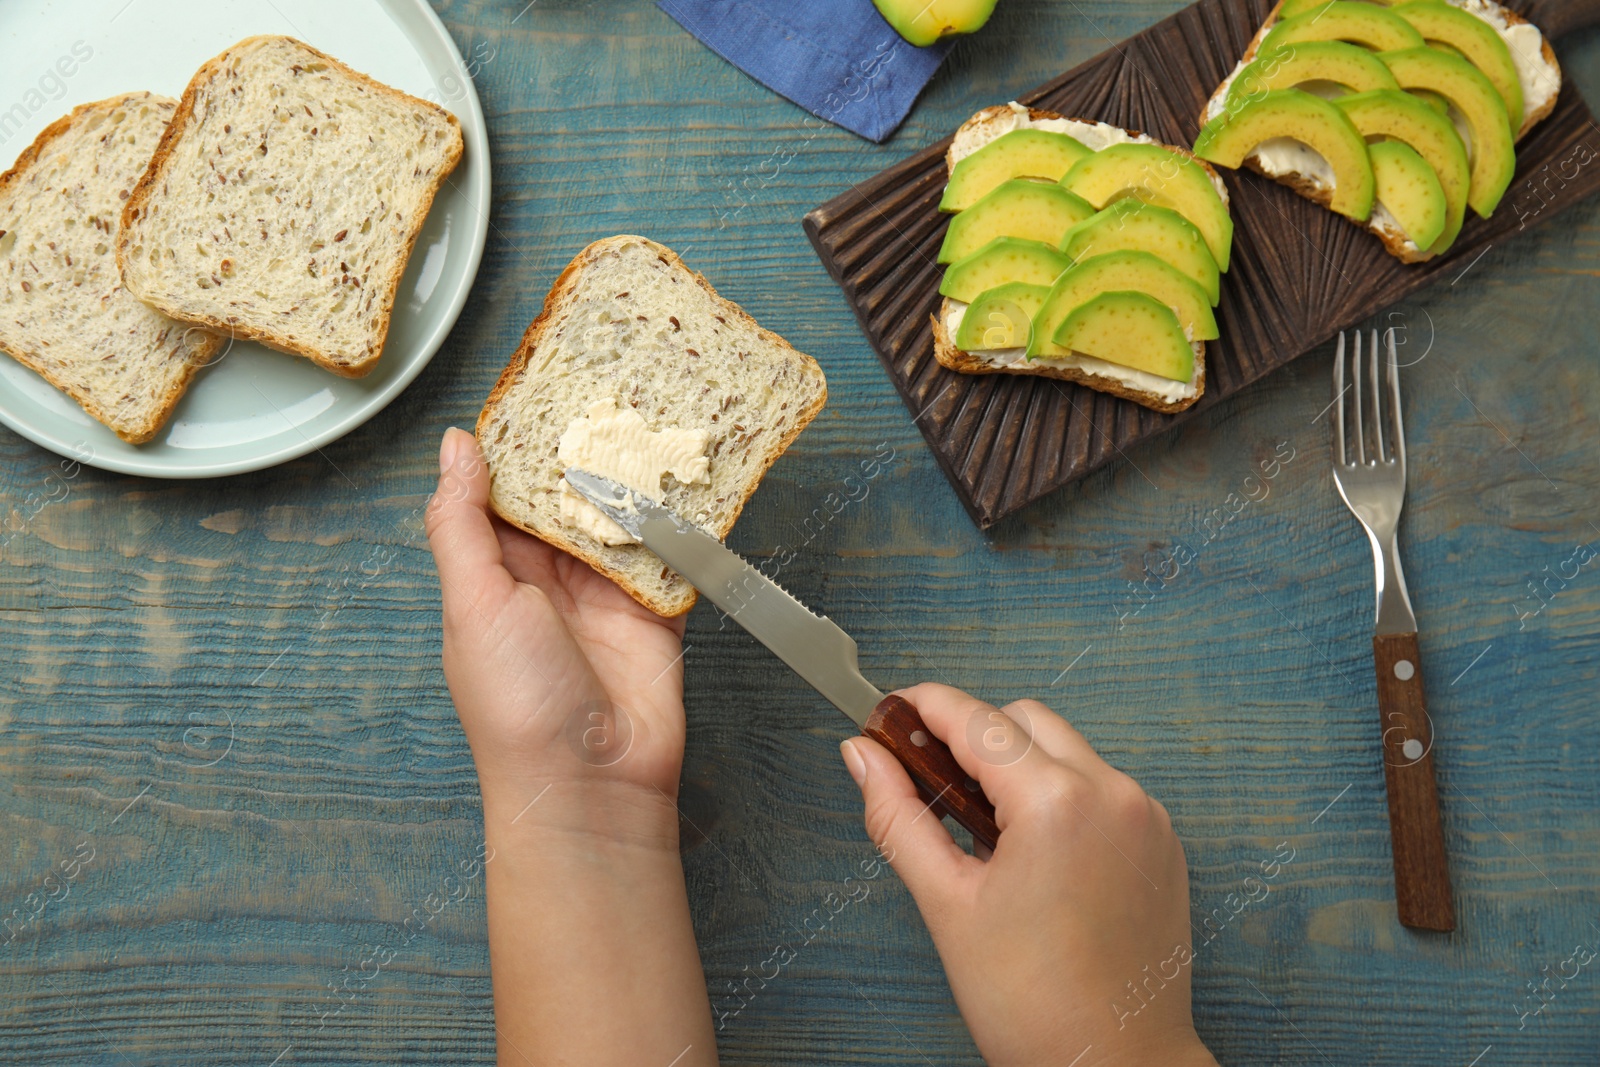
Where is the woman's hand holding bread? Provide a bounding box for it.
[426,425,717,1067]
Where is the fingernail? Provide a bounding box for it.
[439,428,461,473]
[840,739,867,788]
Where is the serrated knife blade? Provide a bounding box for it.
[563,468,883,725]
[562,468,1002,851]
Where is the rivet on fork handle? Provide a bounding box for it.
[1371,633,1455,932]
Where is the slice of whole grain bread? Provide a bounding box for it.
[476,236,828,617]
[117,35,463,377]
[0,92,222,443]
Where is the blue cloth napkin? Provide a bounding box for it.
[657,0,952,142]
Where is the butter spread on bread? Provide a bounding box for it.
[555,398,712,546]
[477,236,827,618]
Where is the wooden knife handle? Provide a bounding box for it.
[1372,633,1455,932]
[863,695,1000,852]
[1518,0,1600,39]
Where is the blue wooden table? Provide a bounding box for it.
[4,2,1599,1063]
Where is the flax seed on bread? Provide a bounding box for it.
[476,236,828,618]
[0,92,222,443]
[117,35,464,377]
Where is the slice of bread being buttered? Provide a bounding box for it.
[476,236,828,618]
[117,35,464,377]
[0,92,223,443]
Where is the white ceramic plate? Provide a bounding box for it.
[0,0,490,477]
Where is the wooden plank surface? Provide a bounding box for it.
[3,1,1600,1064]
[804,0,1600,528]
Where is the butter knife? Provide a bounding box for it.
[564,468,1001,851]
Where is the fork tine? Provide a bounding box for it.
[1352,329,1366,465]
[1370,328,1386,463]
[1334,331,1347,466]
[1386,327,1406,467]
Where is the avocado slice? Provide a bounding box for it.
[1369,140,1448,248]
[1393,1,1523,126]
[1195,89,1376,221]
[1262,2,1426,53]
[1059,200,1221,304]
[1277,0,1404,17]
[1410,88,1452,115]
[1051,291,1195,382]
[1060,143,1234,271]
[1335,89,1470,252]
[940,130,1094,213]
[874,0,998,47]
[1380,47,1516,217]
[954,282,1051,350]
[939,237,1072,303]
[1221,42,1400,122]
[939,180,1097,264]
[1029,251,1217,362]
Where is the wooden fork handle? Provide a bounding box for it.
[1372,633,1455,932]
[863,695,1000,852]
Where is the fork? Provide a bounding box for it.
[1331,328,1454,932]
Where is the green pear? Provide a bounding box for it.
[875,0,999,47]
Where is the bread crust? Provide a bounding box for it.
[116,35,464,378]
[0,93,223,444]
[936,106,1215,412]
[476,236,829,618]
[1197,0,1563,263]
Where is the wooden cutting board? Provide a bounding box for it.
[803,0,1600,528]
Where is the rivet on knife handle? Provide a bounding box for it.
[863,695,1000,852]
[1372,632,1455,932]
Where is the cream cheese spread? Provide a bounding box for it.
[1452,0,1561,122]
[555,398,711,546]
[943,301,1200,404]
